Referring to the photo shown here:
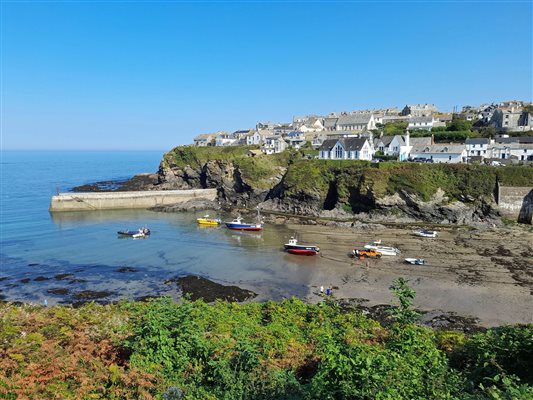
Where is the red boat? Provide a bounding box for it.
[284,237,320,256]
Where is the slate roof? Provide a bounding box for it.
[465,138,490,145]
[323,118,338,128]
[496,136,533,144]
[375,135,394,147]
[409,137,432,146]
[410,144,466,154]
[319,137,369,152]
[408,116,434,124]
[337,114,372,126]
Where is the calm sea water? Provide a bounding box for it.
[0,151,317,304]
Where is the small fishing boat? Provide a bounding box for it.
[413,229,438,238]
[196,215,221,226]
[352,249,382,259]
[117,227,150,238]
[363,240,400,256]
[405,258,426,265]
[284,237,320,256]
[225,216,263,231]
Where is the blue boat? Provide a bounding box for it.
[225,217,263,231]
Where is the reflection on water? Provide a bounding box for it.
[2,208,321,305]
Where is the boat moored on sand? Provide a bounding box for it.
[405,258,426,265]
[413,229,438,238]
[363,240,400,256]
[284,237,320,256]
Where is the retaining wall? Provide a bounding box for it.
[49,189,217,212]
[497,185,533,224]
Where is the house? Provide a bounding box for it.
[273,124,294,136]
[488,143,533,161]
[261,136,288,155]
[193,133,215,147]
[465,138,491,160]
[336,114,376,132]
[215,133,238,147]
[323,117,338,131]
[374,134,431,161]
[246,131,266,145]
[491,107,533,132]
[246,149,263,157]
[409,144,467,163]
[285,131,306,149]
[318,137,374,160]
[400,104,438,117]
[374,115,409,126]
[407,116,436,131]
[299,117,324,132]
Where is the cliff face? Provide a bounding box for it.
[152,147,519,224]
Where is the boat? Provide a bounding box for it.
[117,227,150,238]
[225,216,263,231]
[405,258,426,265]
[363,240,400,256]
[352,249,382,259]
[284,237,320,256]
[196,215,222,226]
[413,229,438,238]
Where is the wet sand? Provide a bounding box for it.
[287,223,533,327]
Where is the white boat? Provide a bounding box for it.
[413,229,438,238]
[405,258,426,265]
[363,240,400,256]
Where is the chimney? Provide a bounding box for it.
[431,134,435,145]
[405,130,410,147]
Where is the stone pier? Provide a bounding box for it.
[49,189,217,212]
[497,184,533,224]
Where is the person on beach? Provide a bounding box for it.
[320,286,324,295]
[326,287,331,296]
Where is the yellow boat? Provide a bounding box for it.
[196,215,222,226]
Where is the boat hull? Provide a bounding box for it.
[225,223,263,231]
[197,219,220,226]
[117,230,150,236]
[363,245,399,256]
[287,248,319,256]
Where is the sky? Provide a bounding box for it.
[1,0,532,151]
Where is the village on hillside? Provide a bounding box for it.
[192,101,533,164]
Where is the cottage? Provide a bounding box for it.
[465,138,491,159]
[299,117,324,132]
[215,133,238,147]
[245,131,266,146]
[336,114,376,132]
[261,136,288,155]
[409,144,467,163]
[285,131,306,149]
[318,137,373,160]
[407,116,436,131]
[488,143,533,161]
[193,133,215,147]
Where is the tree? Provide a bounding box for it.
[388,278,420,325]
[448,117,473,132]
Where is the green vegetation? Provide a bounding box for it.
[1,282,531,399]
[163,145,259,169]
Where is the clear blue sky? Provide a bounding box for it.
[2,1,532,150]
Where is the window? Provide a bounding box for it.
[335,145,343,159]
[449,156,452,161]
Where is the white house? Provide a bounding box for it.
[215,133,238,147]
[408,116,436,131]
[245,131,266,145]
[465,138,491,160]
[374,134,431,161]
[409,144,467,163]
[336,114,376,132]
[261,136,288,155]
[488,143,533,161]
[193,133,215,147]
[318,137,374,160]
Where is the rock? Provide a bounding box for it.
[171,275,257,303]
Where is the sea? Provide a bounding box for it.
[0,151,318,305]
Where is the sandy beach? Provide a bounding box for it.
[285,222,533,327]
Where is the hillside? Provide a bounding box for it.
[155,146,533,224]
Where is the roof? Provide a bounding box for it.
[496,136,533,144]
[319,137,369,152]
[376,135,394,146]
[337,114,372,126]
[408,116,434,124]
[247,149,263,155]
[194,134,214,141]
[465,138,490,145]
[409,137,432,146]
[411,144,466,154]
[323,118,338,128]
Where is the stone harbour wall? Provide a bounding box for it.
[49,189,218,212]
[497,185,533,224]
